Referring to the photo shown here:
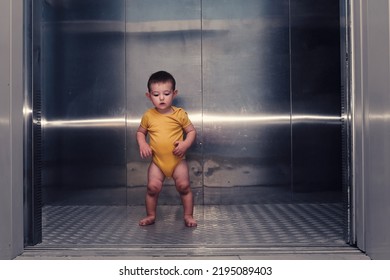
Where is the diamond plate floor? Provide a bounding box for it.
[36,203,345,247]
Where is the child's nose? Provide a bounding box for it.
[159,94,164,100]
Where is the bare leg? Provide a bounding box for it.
[139,162,165,226]
[173,160,197,227]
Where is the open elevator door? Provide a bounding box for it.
[26,0,348,247]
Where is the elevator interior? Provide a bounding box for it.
[25,0,347,248]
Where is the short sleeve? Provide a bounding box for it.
[140,111,149,129]
[178,109,192,128]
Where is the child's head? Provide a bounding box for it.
[146,71,178,114]
[147,71,176,92]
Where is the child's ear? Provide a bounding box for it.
[145,92,151,100]
[173,90,178,97]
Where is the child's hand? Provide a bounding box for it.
[173,141,188,158]
[139,143,152,159]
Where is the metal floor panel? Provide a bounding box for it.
[37,203,345,247]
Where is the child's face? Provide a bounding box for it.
[146,81,177,114]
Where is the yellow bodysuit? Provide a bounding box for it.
[140,106,192,178]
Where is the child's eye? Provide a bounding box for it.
[151,91,171,97]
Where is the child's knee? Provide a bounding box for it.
[175,181,190,195]
[147,181,162,195]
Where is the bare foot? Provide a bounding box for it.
[184,215,197,227]
[139,216,155,226]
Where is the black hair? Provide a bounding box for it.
[147,70,176,92]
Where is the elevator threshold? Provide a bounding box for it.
[19,245,368,260]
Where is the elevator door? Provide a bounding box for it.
[39,0,342,209]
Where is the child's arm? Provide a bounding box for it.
[173,124,196,158]
[136,126,152,159]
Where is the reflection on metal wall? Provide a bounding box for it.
[202,0,291,204]
[38,0,342,206]
[290,0,342,193]
[41,0,127,204]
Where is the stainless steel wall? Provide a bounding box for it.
[290,0,342,193]
[352,0,390,260]
[201,0,291,204]
[41,0,127,204]
[0,0,24,259]
[37,0,342,206]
